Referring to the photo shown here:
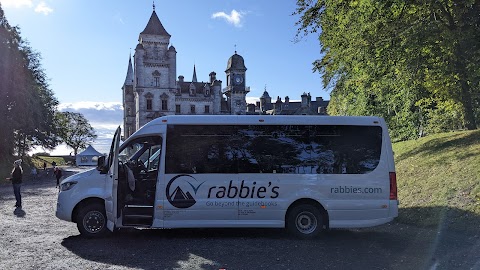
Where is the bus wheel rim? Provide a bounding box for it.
[295,211,317,234]
[83,210,105,233]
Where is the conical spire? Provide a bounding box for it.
[192,64,197,82]
[124,54,134,86]
[141,8,170,37]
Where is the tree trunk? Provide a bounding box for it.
[459,78,477,130]
[455,42,477,130]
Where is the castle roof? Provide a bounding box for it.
[226,52,247,72]
[192,65,198,83]
[124,55,134,86]
[177,81,212,96]
[141,10,171,37]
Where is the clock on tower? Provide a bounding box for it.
[233,74,244,85]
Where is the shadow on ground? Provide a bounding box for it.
[61,206,480,270]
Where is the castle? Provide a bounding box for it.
[122,6,328,139]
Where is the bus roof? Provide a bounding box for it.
[142,115,384,127]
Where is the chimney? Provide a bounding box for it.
[209,71,216,84]
[247,104,256,113]
[301,92,308,107]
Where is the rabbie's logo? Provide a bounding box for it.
[166,175,281,209]
[166,174,206,209]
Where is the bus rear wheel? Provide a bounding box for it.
[287,204,323,239]
[76,203,109,238]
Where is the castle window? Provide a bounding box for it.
[190,105,196,114]
[127,107,131,116]
[147,99,152,110]
[161,100,168,111]
[176,105,181,114]
[205,105,210,114]
[152,70,161,87]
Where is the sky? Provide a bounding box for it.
[1,0,327,155]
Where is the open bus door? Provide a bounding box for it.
[105,126,121,231]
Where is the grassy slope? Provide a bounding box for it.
[32,156,66,168]
[0,156,66,184]
[393,130,480,231]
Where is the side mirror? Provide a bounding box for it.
[97,156,106,173]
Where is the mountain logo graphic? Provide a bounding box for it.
[166,174,205,209]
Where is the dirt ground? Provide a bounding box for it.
[1,167,479,270]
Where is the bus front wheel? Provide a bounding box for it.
[76,203,109,238]
[287,204,323,239]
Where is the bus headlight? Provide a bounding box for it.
[60,181,78,191]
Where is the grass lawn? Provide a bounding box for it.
[32,156,67,168]
[393,129,480,232]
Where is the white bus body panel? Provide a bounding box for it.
[57,115,398,231]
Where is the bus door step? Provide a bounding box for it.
[123,205,153,226]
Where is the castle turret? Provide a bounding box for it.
[122,55,135,138]
[224,51,248,114]
[168,45,177,89]
[192,64,198,83]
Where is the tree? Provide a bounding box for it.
[56,112,97,156]
[1,4,59,157]
[294,0,479,140]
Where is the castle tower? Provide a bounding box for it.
[224,51,248,114]
[133,6,176,129]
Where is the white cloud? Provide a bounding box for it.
[58,101,123,111]
[0,0,33,8]
[246,97,259,104]
[34,2,53,15]
[113,12,125,25]
[211,10,245,28]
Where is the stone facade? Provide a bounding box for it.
[247,90,329,115]
[122,8,249,139]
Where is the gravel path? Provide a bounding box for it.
[1,167,479,270]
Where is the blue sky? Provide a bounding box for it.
[1,0,327,154]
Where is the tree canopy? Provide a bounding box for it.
[56,111,97,156]
[295,0,479,140]
[1,4,96,159]
[0,4,59,157]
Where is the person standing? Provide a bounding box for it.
[51,161,57,178]
[54,167,63,188]
[31,167,38,180]
[6,160,23,208]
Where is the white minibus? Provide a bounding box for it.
[56,115,398,238]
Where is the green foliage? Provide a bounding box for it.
[295,0,480,140]
[0,4,59,158]
[56,111,97,156]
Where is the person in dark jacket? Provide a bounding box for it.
[54,167,62,188]
[7,160,23,208]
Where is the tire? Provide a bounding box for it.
[287,204,324,239]
[76,203,109,238]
